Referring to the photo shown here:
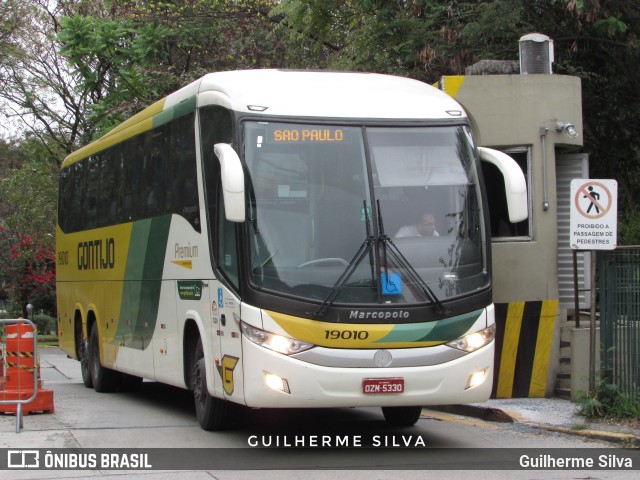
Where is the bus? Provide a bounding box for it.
[56,69,527,430]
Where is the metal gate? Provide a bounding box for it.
[599,247,640,400]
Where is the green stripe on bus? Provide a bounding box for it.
[375,309,482,344]
[153,96,197,129]
[116,215,172,350]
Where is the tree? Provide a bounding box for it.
[0,136,58,315]
[58,0,292,136]
[0,0,100,159]
[274,0,640,243]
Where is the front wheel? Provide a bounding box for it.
[381,406,423,427]
[192,338,232,431]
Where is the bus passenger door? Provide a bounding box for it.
[212,190,244,403]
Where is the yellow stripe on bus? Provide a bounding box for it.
[62,99,166,167]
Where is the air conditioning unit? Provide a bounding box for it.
[519,33,554,74]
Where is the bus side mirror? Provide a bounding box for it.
[214,143,246,222]
[478,147,528,223]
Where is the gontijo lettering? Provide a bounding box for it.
[77,238,115,270]
[273,129,344,142]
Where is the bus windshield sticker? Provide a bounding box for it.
[381,273,403,295]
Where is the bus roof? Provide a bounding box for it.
[63,70,466,168]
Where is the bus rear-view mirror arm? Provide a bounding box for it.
[214,143,246,222]
[478,147,528,223]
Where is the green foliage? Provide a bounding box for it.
[273,1,530,81]
[1,137,59,235]
[619,206,640,246]
[33,313,56,335]
[577,381,640,419]
[58,0,288,136]
[58,15,172,134]
[0,135,57,317]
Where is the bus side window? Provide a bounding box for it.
[218,189,239,288]
[199,106,236,287]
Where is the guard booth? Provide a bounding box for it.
[439,35,587,397]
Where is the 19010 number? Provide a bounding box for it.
[324,330,369,340]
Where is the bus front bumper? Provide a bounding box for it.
[240,338,494,408]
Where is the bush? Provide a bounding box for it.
[32,313,56,335]
[577,381,640,419]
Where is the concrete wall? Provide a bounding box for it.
[440,74,584,397]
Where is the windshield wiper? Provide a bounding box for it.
[377,200,448,316]
[312,201,374,319]
[311,200,448,319]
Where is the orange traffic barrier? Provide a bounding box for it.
[0,322,54,416]
[0,343,4,391]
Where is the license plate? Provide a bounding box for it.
[362,378,404,394]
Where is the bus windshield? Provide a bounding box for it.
[243,122,487,306]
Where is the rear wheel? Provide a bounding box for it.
[192,338,232,431]
[381,406,423,427]
[89,322,121,392]
[78,334,93,388]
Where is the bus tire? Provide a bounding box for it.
[192,338,231,431]
[78,334,93,389]
[381,406,423,427]
[89,322,121,393]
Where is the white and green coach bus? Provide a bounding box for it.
[56,69,527,430]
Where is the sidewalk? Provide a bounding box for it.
[437,398,640,447]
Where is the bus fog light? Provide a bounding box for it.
[466,369,488,390]
[264,372,291,394]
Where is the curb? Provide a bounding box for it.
[430,404,515,423]
[434,404,640,447]
[531,424,640,447]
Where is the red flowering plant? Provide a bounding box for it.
[0,224,55,316]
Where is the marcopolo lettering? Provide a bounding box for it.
[349,310,410,320]
[77,238,115,270]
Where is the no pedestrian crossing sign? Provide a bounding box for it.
[569,179,617,250]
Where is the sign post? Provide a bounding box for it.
[569,179,618,394]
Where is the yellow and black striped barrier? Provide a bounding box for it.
[492,300,558,398]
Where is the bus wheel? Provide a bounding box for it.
[89,322,121,393]
[192,338,230,431]
[381,406,423,427]
[78,335,93,388]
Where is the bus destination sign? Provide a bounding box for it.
[273,128,345,143]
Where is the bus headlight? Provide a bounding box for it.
[446,324,496,353]
[240,321,314,355]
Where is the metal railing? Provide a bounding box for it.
[599,247,640,401]
[0,318,39,433]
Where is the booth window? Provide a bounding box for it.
[482,146,531,240]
